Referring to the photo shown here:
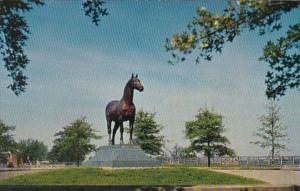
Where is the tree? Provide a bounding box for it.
[166,1,300,99]
[17,138,47,163]
[0,119,16,153]
[48,117,101,166]
[169,144,195,160]
[251,101,288,162]
[132,110,165,156]
[185,108,234,167]
[83,0,108,26]
[0,0,108,95]
[0,119,16,164]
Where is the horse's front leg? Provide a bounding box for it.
[120,122,124,145]
[112,122,119,145]
[129,120,134,144]
[107,120,112,145]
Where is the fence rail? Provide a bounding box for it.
[1,156,300,169]
[0,162,77,169]
[161,156,300,169]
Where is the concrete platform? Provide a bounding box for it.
[82,144,160,167]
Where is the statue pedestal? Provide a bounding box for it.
[82,144,160,167]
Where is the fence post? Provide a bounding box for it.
[247,156,249,167]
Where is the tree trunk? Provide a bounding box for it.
[271,146,275,165]
[271,117,275,164]
[207,151,211,167]
[207,142,211,167]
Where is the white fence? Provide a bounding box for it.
[0,162,77,170]
[1,156,300,169]
[162,156,300,168]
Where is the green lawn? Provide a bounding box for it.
[0,167,262,186]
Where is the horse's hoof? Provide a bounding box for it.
[120,140,124,145]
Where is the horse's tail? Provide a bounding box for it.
[105,103,111,121]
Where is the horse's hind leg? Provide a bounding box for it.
[129,120,134,144]
[120,122,124,145]
[107,119,112,145]
[112,122,119,145]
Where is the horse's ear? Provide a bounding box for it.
[136,74,138,78]
[132,73,134,78]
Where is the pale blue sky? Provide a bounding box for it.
[0,1,299,156]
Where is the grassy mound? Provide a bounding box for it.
[0,167,262,185]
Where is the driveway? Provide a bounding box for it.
[212,169,300,186]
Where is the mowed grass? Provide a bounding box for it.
[0,167,262,185]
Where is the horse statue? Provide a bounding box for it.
[105,74,144,145]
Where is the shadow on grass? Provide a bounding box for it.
[0,185,298,191]
[0,185,181,191]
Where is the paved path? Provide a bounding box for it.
[212,169,300,186]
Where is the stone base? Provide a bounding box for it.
[82,144,160,167]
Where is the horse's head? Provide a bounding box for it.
[130,73,144,92]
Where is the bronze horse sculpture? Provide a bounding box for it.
[106,74,144,145]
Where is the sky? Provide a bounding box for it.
[0,0,299,156]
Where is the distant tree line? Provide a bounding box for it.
[0,101,289,167]
[0,119,47,166]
